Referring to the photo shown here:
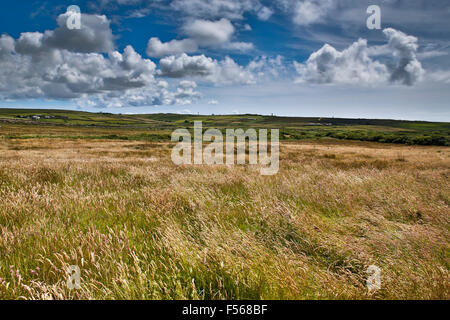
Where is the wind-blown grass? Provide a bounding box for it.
[0,138,449,299]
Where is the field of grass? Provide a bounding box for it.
[0,121,449,299]
[1,109,449,146]
[0,109,449,300]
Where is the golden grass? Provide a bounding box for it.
[0,138,449,299]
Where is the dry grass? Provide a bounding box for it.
[0,138,449,300]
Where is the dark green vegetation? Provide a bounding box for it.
[1,108,449,146]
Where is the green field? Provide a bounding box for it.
[0,108,449,146]
[0,108,449,299]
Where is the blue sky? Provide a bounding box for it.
[0,0,449,121]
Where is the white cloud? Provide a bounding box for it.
[31,13,115,53]
[158,53,256,85]
[383,28,424,86]
[76,79,201,108]
[0,34,15,56]
[248,55,286,79]
[225,41,254,52]
[173,80,201,105]
[183,18,234,46]
[294,28,424,86]
[1,40,158,100]
[294,40,388,85]
[159,53,217,78]
[178,80,197,89]
[170,0,267,21]
[426,70,450,84]
[417,50,448,60]
[293,0,333,26]
[215,56,256,85]
[257,6,273,21]
[146,37,198,58]
[0,12,203,108]
[146,18,254,57]
[274,0,334,26]
[101,0,274,22]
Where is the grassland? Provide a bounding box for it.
[0,109,449,300]
[0,108,449,146]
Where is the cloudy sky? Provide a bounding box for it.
[0,0,449,121]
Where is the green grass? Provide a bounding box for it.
[0,138,448,299]
[0,108,449,146]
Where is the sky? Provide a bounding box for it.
[0,0,449,121]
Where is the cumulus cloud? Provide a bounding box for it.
[274,0,334,26]
[146,18,253,58]
[293,0,333,26]
[294,28,424,86]
[159,54,217,78]
[157,52,286,85]
[173,80,201,105]
[215,57,256,85]
[294,40,388,85]
[0,34,15,56]
[0,12,202,107]
[146,37,198,58]
[383,28,425,86]
[75,79,201,108]
[183,18,234,46]
[182,18,253,52]
[14,13,115,54]
[1,40,157,99]
[158,53,256,85]
[248,55,286,79]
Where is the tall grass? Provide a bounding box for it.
[0,138,449,299]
